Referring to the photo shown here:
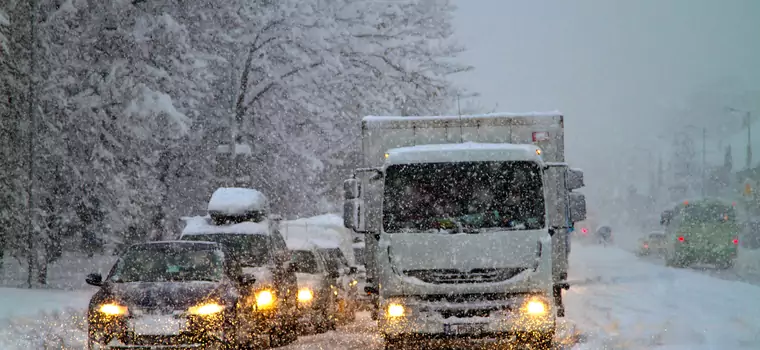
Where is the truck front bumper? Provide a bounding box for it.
[377,294,555,337]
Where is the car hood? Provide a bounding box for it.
[296,273,323,291]
[108,281,220,310]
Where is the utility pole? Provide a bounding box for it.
[702,127,706,197]
[746,111,752,169]
[26,0,39,289]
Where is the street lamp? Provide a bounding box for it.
[726,107,753,170]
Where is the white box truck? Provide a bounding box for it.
[342,112,586,348]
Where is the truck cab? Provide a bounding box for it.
[341,113,586,348]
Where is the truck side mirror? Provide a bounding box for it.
[569,192,587,223]
[344,179,360,200]
[566,168,584,190]
[343,198,362,230]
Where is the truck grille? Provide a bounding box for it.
[404,268,527,284]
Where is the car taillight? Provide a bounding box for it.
[581,228,588,235]
[678,236,685,242]
[643,244,649,248]
[733,238,739,245]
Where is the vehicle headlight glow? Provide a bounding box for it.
[297,288,314,302]
[387,303,405,318]
[255,290,275,309]
[350,280,358,287]
[188,302,225,316]
[525,299,547,315]
[98,303,128,316]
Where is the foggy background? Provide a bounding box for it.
[451,0,760,225]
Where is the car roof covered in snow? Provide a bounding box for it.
[311,238,341,249]
[128,240,222,250]
[384,142,543,165]
[363,111,561,123]
[207,187,269,215]
[180,216,270,236]
[285,238,317,251]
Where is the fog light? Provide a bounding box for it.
[99,303,128,316]
[255,290,275,309]
[526,300,547,315]
[387,303,405,318]
[297,288,314,302]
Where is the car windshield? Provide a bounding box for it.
[353,247,365,265]
[109,244,224,283]
[182,234,270,267]
[383,161,545,233]
[290,250,321,274]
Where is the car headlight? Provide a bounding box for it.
[297,288,314,303]
[255,290,275,309]
[188,302,225,316]
[98,303,128,316]
[350,280,358,287]
[386,303,405,318]
[525,299,548,316]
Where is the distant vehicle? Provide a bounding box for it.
[595,225,613,245]
[660,199,739,269]
[315,244,360,324]
[85,241,259,349]
[285,240,339,334]
[179,187,299,347]
[637,231,667,257]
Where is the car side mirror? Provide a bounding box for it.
[85,273,103,287]
[238,274,256,287]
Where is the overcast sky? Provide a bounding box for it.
[452,0,760,204]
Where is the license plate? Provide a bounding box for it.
[444,323,487,335]
[132,316,185,335]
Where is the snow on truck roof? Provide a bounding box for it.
[207,187,268,214]
[384,142,543,165]
[181,216,270,236]
[363,111,562,122]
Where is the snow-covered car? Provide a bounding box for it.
[179,187,299,347]
[637,231,667,257]
[315,245,359,324]
[85,241,259,349]
[286,240,340,334]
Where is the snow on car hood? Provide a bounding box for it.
[295,273,323,291]
[108,281,219,310]
[242,266,274,286]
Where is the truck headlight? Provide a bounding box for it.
[386,303,405,318]
[98,303,128,316]
[188,302,225,316]
[297,288,314,303]
[525,299,548,315]
[255,290,275,309]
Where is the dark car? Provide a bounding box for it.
[180,215,299,346]
[85,241,259,349]
[316,246,359,324]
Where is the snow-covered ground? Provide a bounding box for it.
[567,245,760,349]
[2,242,759,349]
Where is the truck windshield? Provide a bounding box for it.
[383,161,545,233]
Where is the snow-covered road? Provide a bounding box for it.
[2,245,759,349]
[567,245,760,349]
